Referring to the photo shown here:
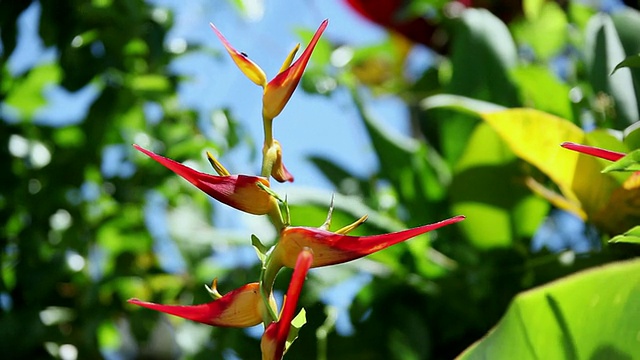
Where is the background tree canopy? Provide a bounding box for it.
[2,0,640,359]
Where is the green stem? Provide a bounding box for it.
[259,261,278,324]
[267,201,285,233]
[260,250,283,325]
[261,116,275,178]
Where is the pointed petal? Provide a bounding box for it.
[277,249,312,344]
[210,23,267,87]
[261,249,313,360]
[128,283,264,328]
[206,151,230,176]
[278,43,300,73]
[263,19,328,119]
[274,215,465,268]
[561,142,625,162]
[335,214,368,235]
[134,145,274,215]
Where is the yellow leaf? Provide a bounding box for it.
[480,109,620,222]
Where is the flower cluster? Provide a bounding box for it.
[129,20,464,359]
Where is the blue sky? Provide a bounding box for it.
[5,0,414,192]
[157,0,413,191]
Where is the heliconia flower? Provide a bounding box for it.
[262,19,328,120]
[269,140,294,183]
[561,142,625,161]
[261,249,313,360]
[128,281,275,328]
[270,215,465,269]
[209,19,328,120]
[134,144,276,215]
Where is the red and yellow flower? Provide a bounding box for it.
[210,20,328,121]
[128,281,275,327]
[270,215,465,269]
[134,144,277,216]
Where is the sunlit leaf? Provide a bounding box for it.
[4,63,61,119]
[458,259,640,359]
[284,308,307,354]
[421,94,505,115]
[623,121,640,149]
[452,123,548,248]
[511,2,567,60]
[127,74,171,95]
[523,0,545,19]
[602,149,640,172]
[478,109,620,220]
[609,226,640,244]
[510,65,573,120]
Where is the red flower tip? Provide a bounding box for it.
[273,215,465,268]
[261,249,313,360]
[561,142,626,162]
[262,19,329,120]
[133,144,275,215]
[127,282,270,328]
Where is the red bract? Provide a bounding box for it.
[344,0,527,51]
[134,144,276,215]
[345,0,440,48]
[210,20,328,121]
[261,249,313,360]
[561,142,626,162]
[272,215,465,268]
[262,19,328,120]
[269,140,294,183]
[128,282,273,328]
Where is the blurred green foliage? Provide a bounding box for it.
[2,0,640,359]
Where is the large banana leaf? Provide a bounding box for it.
[458,258,640,359]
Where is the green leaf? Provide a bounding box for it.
[448,8,519,106]
[421,94,505,115]
[284,308,307,354]
[511,2,568,60]
[308,155,370,197]
[612,8,640,114]
[510,65,573,120]
[426,104,637,235]
[585,14,639,128]
[523,0,545,19]
[602,149,640,172]
[609,226,640,244]
[127,74,171,95]
[4,63,61,119]
[611,54,640,74]
[251,234,268,263]
[623,121,640,149]
[352,90,448,219]
[458,259,640,359]
[451,123,548,248]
